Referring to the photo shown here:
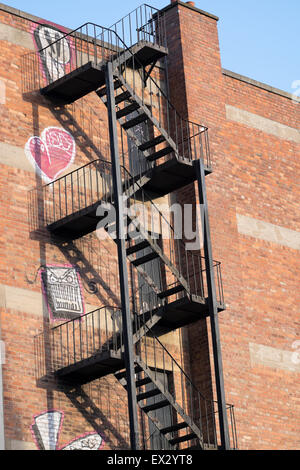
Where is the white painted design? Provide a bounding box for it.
[41,265,85,322]
[31,411,63,450]
[61,433,103,451]
[31,411,104,451]
[33,24,72,83]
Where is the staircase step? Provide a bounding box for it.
[158,284,185,299]
[137,388,162,402]
[116,102,140,119]
[146,146,174,162]
[115,365,142,381]
[121,113,148,130]
[121,376,153,391]
[142,399,170,413]
[138,135,166,151]
[135,377,152,388]
[160,422,189,435]
[131,251,159,267]
[96,79,123,97]
[169,433,197,446]
[126,240,150,256]
[105,216,130,234]
[114,91,132,105]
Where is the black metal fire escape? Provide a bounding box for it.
[26,5,237,450]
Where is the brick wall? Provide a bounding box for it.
[163,1,299,450]
[0,0,299,451]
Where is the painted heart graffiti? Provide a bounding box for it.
[25,127,76,183]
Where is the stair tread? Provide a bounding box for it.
[105,215,130,232]
[139,135,166,151]
[158,284,185,299]
[116,102,140,119]
[115,365,142,380]
[126,240,150,256]
[137,388,162,401]
[96,79,123,97]
[136,377,152,388]
[169,432,197,445]
[160,421,189,435]
[131,251,159,267]
[121,113,148,130]
[114,91,132,104]
[147,146,174,162]
[142,399,170,413]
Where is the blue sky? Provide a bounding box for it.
[4,0,300,93]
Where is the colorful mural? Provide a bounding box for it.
[60,433,104,451]
[40,265,85,322]
[31,411,104,450]
[31,410,63,451]
[31,22,75,85]
[25,126,76,183]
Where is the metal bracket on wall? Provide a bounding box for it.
[143,60,158,87]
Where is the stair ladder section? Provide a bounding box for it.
[118,313,236,450]
[35,158,225,333]
[34,308,238,450]
[96,70,211,197]
[22,11,211,196]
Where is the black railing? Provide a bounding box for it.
[133,313,238,449]
[114,68,211,168]
[108,4,167,50]
[34,306,123,378]
[22,23,123,92]
[21,7,166,94]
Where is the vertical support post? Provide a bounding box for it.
[106,62,140,450]
[194,158,230,450]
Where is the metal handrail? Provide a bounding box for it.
[135,311,207,402]
[133,310,237,449]
[110,30,210,165]
[49,304,117,330]
[108,4,167,49]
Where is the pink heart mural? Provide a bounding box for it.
[25,127,76,183]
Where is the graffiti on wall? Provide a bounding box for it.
[31,410,63,450]
[25,126,76,183]
[31,411,104,450]
[32,22,75,85]
[60,433,104,451]
[41,265,85,322]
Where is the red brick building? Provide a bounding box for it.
[0,1,298,451]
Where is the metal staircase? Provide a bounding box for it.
[35,307,237,450]
[23,14,211,197]
[36,157,225,334]
[115,313,223,450]
[27,4,236,450]
[96,72,211,196]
